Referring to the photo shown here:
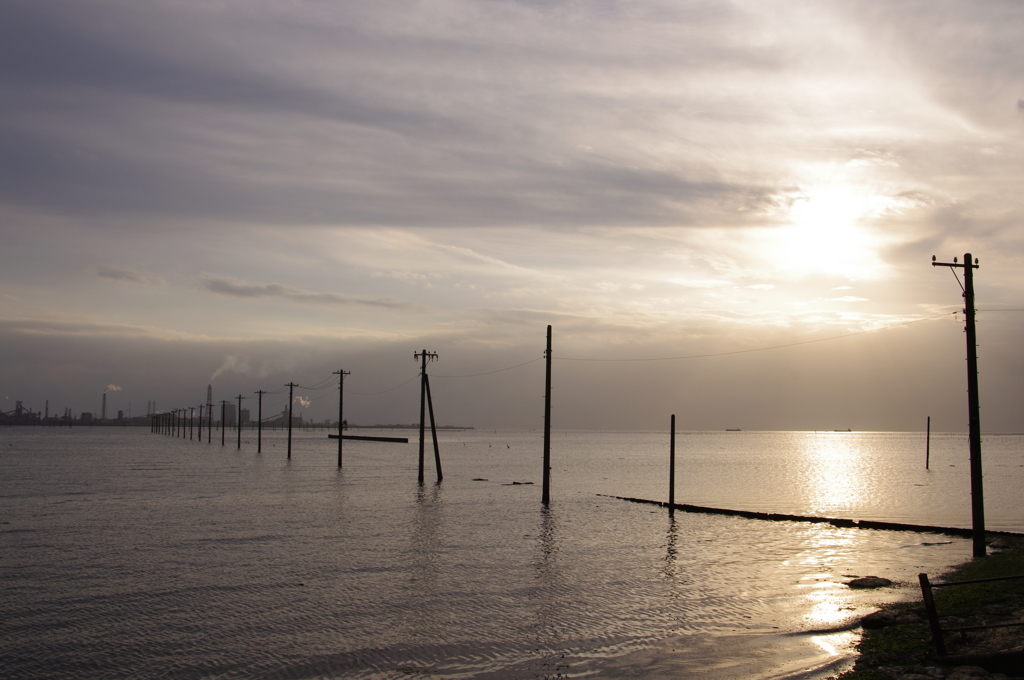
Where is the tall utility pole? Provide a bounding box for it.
[254,390,265,453]
[424,373,442,482]
[333,370,350,468]
[208,396,213,443]
[198,404,204,443]
[542,325,552,505]
[190,406,194,440]
[932,253,986,557]
[286,382,297,460]
[236,395,245,450]
[415,350,439,485]
[221,401,228,446]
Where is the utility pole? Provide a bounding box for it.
[190,406,194,440]
[254,390,265,453]
[932,253,986,557]
[286,382,297,460]
[221,400,228,446]
[414,350,439,485]
[236,395,245,450]
[333,370,350,468]
[542,325,552,505]
[926,416,931,470]
[424,373,442,482]
[198,404,204,443]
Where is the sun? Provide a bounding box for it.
[778,184,887,279]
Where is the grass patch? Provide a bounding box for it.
[833,537,1024,679]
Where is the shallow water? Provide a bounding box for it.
[1,428,1020,678]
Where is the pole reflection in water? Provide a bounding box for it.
[531,505,567,649]
[409,484,445,600]
[662,515,679,582]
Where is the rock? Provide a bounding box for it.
[848,576,894,589]
[897,674,933,680]
[863,610,897,629]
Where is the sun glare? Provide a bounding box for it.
[783,185,883,278]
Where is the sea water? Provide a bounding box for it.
[2,428,1021,679]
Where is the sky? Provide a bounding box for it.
[2,0,1023,431]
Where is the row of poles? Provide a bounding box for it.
[150,254,987,555]
[149,325,558,504]
[151,385,295,459]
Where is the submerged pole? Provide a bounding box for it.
[669,414,676,512]
[333,370,349,468]
[926,416,930,470]
[425,374,442,482]
[236,395,244,450]
[418,350,427,485]
[287,382,296,460]
[542,325,552,505]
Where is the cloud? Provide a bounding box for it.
[828,296,870,303]
[200,276,411,310]
[94,264,165,285]
[747,284,774,290]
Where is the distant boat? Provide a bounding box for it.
[834,429,852,432]
[725,428,741,432]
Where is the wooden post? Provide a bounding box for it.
[221,401,227,446]
[919,573,947,657]
[542,325,552,505]
[669,414,676,512]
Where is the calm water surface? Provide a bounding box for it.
[2,428,1021,679]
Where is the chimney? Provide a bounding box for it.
[102,392,107,420]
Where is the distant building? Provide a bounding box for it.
[224,403,237,426]
[240,408,250,424]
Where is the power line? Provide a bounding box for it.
[432,357,544,378]
[346,374,420,396]
[558,312,955,363]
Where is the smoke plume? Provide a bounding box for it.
[293,396,311,408]
[104,384,122,393]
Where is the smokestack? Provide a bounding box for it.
[102,392,107,420]
[207,384,213,406]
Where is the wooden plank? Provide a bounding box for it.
[327,434,409,443]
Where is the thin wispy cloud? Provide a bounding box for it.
[94,265,165,285]
[200,276,411,310]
